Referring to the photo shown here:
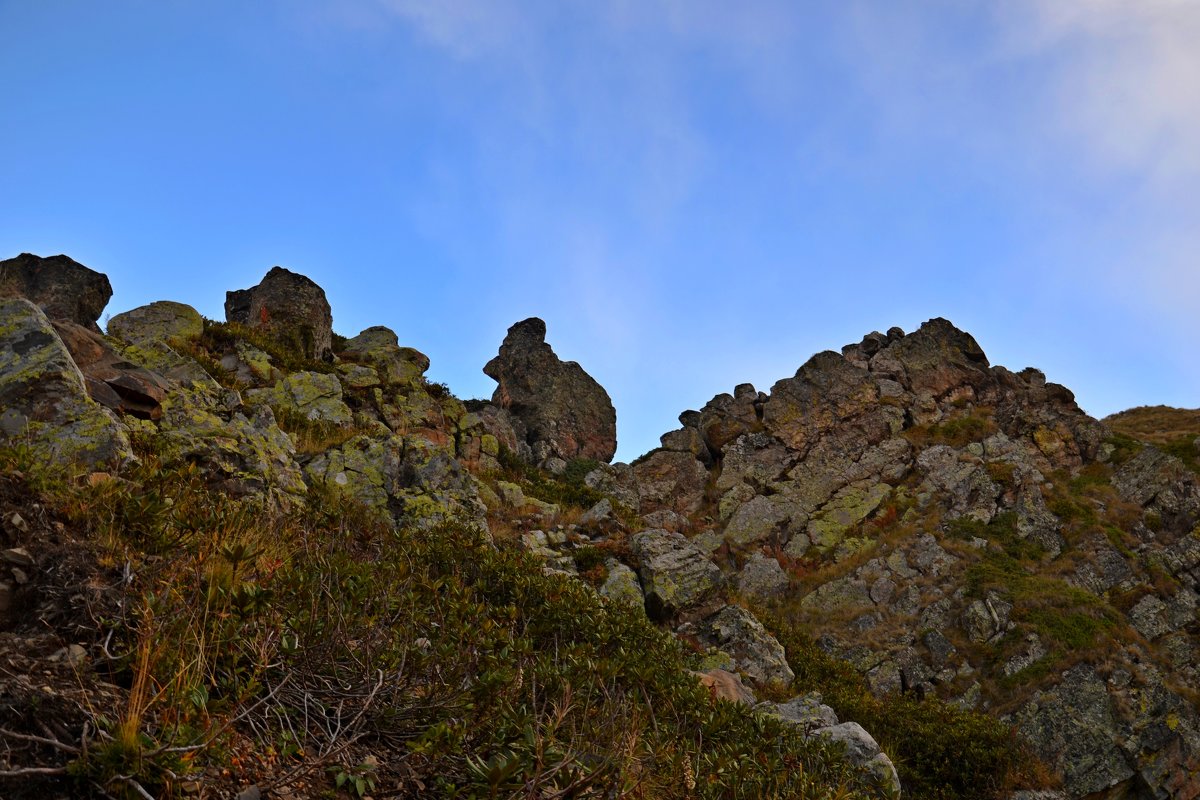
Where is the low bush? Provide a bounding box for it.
[2,451,882,800]
[765,622,1047,800]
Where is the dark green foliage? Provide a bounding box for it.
[958,513,1119,658]
[1161,436,1200,476]
[4,452,882,799]
[767,622,1040,800]
[561,457,601,487]
[195,318,336,376]
[424,380,453,399]
[1103,434,1143,467]
[949,513,1044,562]
[495,444,608,510]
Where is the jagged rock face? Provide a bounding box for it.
[225,267,334,362]
[52,320,170,420]
[483,318,617,464]
[0,298,131,467]
[0,253,112,331]
[620,316,1200,797]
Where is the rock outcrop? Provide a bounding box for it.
[0,253,112,331]
[8,250,1200,799]
[0,298,131,467]
[603,318,1200,798]
[483,318,617,465]
[226,267,334,362]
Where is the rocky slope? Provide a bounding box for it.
[1,251,1197,799]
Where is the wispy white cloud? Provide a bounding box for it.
[371,0,532,60]
[1000,0,1200,184]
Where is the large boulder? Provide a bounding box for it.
[0,298,132,468]
[812,721,902,797]
[0,253,112,331]
[108,301,203,345]
[343,326,429,386]
[483,318,616,464]
[225,267,334,362]
[630,529,724,620]
[680,604,795,690]
[154,391,306,501]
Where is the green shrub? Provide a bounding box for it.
[494,444,608,510]
[766,622,1043,800]
[3,451,883,799]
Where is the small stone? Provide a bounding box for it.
[7,512,28,532]
[51,644,87,665]
[1,548,33,567]
[580,498,615,526]
[10,567,28,585]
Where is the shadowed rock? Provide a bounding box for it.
[225,267,334,362]
[0,253,112,331]
[483,318,617,464]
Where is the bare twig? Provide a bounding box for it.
[0,765,69,776]
[0,727,81,754]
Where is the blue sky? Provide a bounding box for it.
[2,1,1198,461]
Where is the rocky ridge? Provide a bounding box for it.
[1,251,1198,798]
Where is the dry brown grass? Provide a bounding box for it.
[1104,405,1200,445]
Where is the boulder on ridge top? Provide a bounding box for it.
[108,301,203,345]
[343,326,430,385]
[225,267,334,363]
[0,253,113,331]
[483,317,617,464]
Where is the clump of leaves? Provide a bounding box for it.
[494,444,608,510]
[765,620,1050,800]
[270,403,364,455]
[2,448,885,800]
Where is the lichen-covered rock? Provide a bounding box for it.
[483,318,616,464]
[343,326,429,386]
[0,253,112,331]
[261,371,352,425]
[1113,446,1200,537]
[682,605,794,690]
[155,389,306,500]
[108,301,203,345]
[304,434,401,510]
[630,529,724,620]
[916,445,999,522]
[225,267,334,362]
[1013,663,1136,796]
[736,552,790,600]
[723,494,790,549]
[812,721,902,798]
[599,561,644,607]
[0,298,132,468]
[757,693,839,731]
[807,483,890,551]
